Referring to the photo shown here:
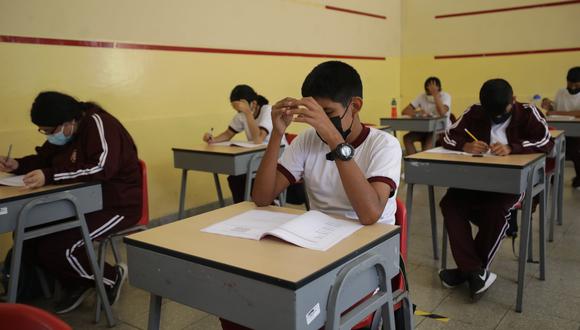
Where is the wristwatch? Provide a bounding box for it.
[327,142,355,161]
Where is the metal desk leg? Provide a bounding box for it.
[527,215,534,263]
[557,157,565,226]
[405,183,414,245]
[516,172,534,313]
[428,186,439,260]
[148,294,162,330]
[548,173,556,242]
[178,169,188,220]
[539,176,547,281]
[213,173,225,207]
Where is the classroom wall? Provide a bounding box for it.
[400,0,580,115]
[0,0,402,250]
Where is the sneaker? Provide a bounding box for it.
[106,263,127,305]
[55,285,93,314]
[438,268,468,288]
[468,269,497,300]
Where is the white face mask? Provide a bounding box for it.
[426,95,435,103]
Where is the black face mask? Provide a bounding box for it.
[317,100,353,143]
[567,87,580,95]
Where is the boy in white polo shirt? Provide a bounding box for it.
[252,61,402,225]
[402,77,452,154]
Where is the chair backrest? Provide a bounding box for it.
[137,159,149,226]
[0,303,72,330]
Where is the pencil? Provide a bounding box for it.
[6,144,12,159]
[464,129,478,142]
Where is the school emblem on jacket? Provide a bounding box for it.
[70,149,77,163]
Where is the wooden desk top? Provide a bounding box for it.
[550,130,564,138]
[405,151,544,168]
[125,202,399,289]
[0,180,99,203]
[172,143,270,156]
[547,117,580,123]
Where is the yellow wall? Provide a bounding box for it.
[400,0,580,115]
[0,0,402,252]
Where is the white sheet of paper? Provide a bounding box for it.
[0,175,25,187]
[424,147,496,157]
[210,141,266,148]
[547,115,575,120]
[201,210,296,240]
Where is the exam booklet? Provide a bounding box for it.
[211,141,266,148]
[201,210,363,251]
[0,174,25,187]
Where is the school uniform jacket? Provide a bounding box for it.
[442,102,554,155]
[14,107,142,219]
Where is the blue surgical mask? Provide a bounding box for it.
[47,125,74,145]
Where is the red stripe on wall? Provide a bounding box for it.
[435,0,580,19]
[0,35,385,61]
[434,47,580,59]
[325,5,386,20]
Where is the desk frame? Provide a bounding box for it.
[404,154,546,312]
[379,117,447,149]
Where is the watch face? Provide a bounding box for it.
[339,145,352,157]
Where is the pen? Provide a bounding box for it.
[6,144,12,160]
[464,129,478,142]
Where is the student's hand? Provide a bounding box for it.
[427,81,440,97]
[291,97,343,146]
[271,97,297,135]
[541,98,554,112]
[23,169,46,188]
[0,156,18,172]
[202,132,213,143]
[490,143,511,156]
[232,100,252,115]
[463,141,489,154]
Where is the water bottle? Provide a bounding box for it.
[391,98,397,118]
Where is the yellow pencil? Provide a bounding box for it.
[464,128,478,142]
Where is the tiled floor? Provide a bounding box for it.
[20,166,580,329]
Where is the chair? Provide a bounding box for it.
[0,303,72,330]
[337,199,413,330]
[95,159,149,322]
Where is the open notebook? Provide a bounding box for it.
[0,174,25,187]
[211,141,266,148]
[201,210,363,251]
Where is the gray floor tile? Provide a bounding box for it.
[497,310,580,330]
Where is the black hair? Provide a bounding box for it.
[230,85,258,103]
[567,67,580,83]
[424,77,442,91]
[30,91,91,127]
[479,79,513,116]
[301,61,362,108]
[256,95,269,108]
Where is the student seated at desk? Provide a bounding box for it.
[0,92,142,313]
[542,66,580,188]
[202,85,285,203]
[439,79,553,299]
[402,77,452,154]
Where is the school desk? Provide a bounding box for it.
[548,130,566,241]
[173,144,283,219]
[124,202,404,330]
[379,116,447,149]
[404,151,547,313]
[0,182,116,326]
[547,117,580,137]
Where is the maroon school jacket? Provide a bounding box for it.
[442,102,554,155]
[14,107,142,218]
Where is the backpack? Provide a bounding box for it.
[1,247,48,302]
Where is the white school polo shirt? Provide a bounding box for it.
[554,88,580,111]
[411,92,452,127]
[228,105,275,143]
[490,116,512,145]
[277,126,402,225]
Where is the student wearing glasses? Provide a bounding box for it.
[0,91,142,314]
